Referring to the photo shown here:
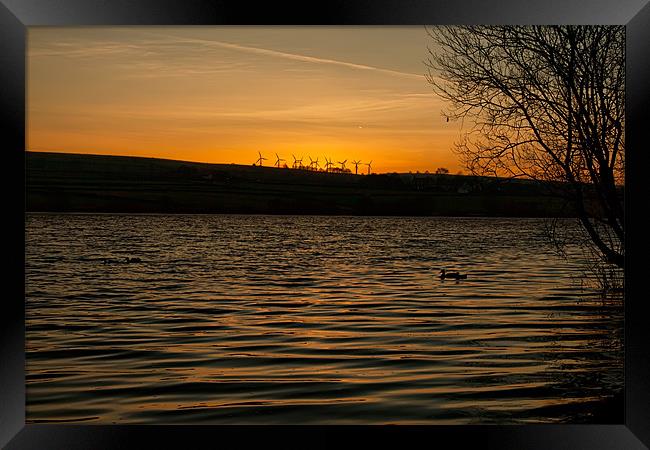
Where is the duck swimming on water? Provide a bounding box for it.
[102,257,142,264]
[439,268,467,280]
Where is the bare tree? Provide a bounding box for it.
[425,26,624,276]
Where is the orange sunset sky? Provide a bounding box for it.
[27,26,462,174]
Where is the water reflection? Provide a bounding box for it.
[25,214,623,424]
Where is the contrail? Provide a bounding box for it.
[141,31,424,80]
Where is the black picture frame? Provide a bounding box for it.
[2,1,649,448]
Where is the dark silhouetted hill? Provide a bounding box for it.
[26,151,593,217]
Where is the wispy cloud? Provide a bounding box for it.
[29,30,428,81]
[29,37,255,78]
[34,92,441,123]
[29,41,152,58]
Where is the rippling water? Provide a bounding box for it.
[25,214,623,424]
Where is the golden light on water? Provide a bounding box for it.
[25,214,624,423]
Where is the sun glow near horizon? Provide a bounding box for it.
[27,26,462,174]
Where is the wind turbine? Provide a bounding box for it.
[352,160,361,174]
[292,154,299,169]
[338,159,347,171]
[255,151,267,166]
[324,157,333,172]
[365,160,372,175]
[295,155,303,169]
[275,153,285,168]
[309,156,319,170]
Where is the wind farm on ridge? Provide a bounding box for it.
[255,151,372,175]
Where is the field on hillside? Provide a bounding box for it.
[26,152,581,217]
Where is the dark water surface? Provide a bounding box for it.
[25,214,623,424]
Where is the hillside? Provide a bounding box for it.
[26,151,581,217]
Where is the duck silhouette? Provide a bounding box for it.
[439,268,467,280]
[102,257,142,264]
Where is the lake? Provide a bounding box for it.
[25,214,624,424]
